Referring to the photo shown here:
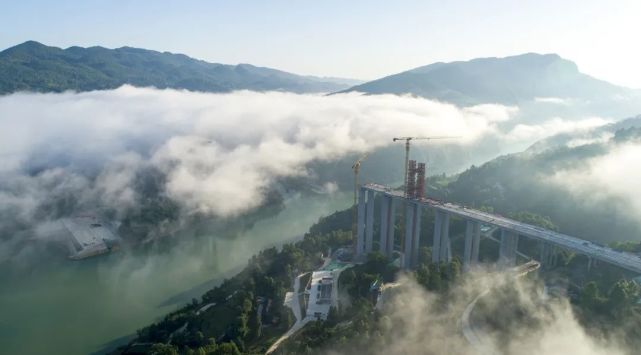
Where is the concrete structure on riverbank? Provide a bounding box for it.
[62,216,119,260]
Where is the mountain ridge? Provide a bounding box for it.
[339,52,635,106]
[0,41,361,94]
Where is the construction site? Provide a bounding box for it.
[353,137,641,274]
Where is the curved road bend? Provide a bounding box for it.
[266,273,309,354]
[461,261,540,355]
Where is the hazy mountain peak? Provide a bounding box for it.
[341,52,627,106]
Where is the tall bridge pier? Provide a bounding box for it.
[463,220,481,272]
[356,185,520,270]
[499,230,519,268]
[378,195,397,258]
[432,209,451,264]
[355,183,641,275]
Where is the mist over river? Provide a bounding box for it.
[0,192,350,355]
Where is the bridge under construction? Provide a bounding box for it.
[356,182,641,274]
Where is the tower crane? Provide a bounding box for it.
[392,136,459,197]
[352,153,368,252]
[393,136,459,253]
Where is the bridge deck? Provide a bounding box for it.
[364,183,641,274]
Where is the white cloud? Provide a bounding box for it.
[505,116,611,143]
[0,87,510,219]
[549,142,641,225]
[0,86,613,220]
[325,272,626,355]
[535,97,572,105]
[566,132,614,148]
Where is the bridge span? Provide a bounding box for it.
[357,183,641,274]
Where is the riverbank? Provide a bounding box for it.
[0,191,350,355]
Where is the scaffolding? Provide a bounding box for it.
[406,160,417,198]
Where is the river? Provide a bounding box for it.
[0,192,350,355]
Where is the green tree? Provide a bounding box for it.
[149,343,178,355]
[418,246,432,266]
[427,263,442,291]
[447,259,462,283]
[214,342,241,355]
[327,306,339,325]
[236,313,250,339]
[608,279,641,315]
[579,281,605,313]
[415,264,430,288]
[251,309,262,340]
[365,251,389,274]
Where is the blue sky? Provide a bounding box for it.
[2,0,640,87]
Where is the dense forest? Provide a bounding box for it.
[116,174,641,354]
[109,123,641,354]
[442,126,641,244]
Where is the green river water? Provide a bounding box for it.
[0,192,350,355]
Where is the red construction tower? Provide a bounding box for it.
[415,162,426,199]
[406,160,417,198]
[405,160,426,199]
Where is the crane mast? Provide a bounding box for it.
[392,136,458,197]
[351,153,368,254]
[392,136,459,252]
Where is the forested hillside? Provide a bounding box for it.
[0,41,357,94]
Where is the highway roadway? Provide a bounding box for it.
[364,183,641,274]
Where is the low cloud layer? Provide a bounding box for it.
[550,141,641,226]
[325,271,626,355]
[0,87,612,243]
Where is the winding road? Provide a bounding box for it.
[461,261,540,355]
[266,273,309,354]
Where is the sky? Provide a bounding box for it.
[1,0,640,88]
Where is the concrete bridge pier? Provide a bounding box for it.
[551,247,559,266]
[463,220,481,272]
[356,187,375,258]
[403,202,422,269]
[365,189,375,254]
[432,210,451,264]
[378,195,397,258]
[499,229,519,268]
[539,242,562,269]
[540,242,551,269]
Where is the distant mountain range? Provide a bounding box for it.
[3,42,641,119]
[0,41,361,94]
[340,53,638,106]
